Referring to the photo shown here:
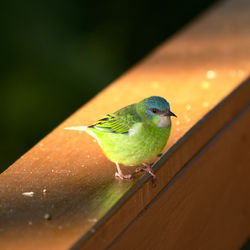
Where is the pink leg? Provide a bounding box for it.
[142,163,156,185]
[115,162,132,180]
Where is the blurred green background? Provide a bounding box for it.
[0,0,218,173]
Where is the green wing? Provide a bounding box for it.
[88,104,141,134]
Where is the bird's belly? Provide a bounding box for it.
[100,126,171,166]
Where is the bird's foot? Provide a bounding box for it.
[115,172,132,180]
[141,163,157,187]
[115,162,132,180]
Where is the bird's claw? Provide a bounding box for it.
[148,171,157,187]
[141,163,157,187]
[115,172,132,180]
[151,175,157,187]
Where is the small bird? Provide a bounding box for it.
[65,96,176,183]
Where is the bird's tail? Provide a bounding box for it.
[64,126,87,131]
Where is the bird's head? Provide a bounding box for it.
[138,96,176,128]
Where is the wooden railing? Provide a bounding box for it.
[1,0,250,249]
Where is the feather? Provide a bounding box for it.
[89,104,141,134]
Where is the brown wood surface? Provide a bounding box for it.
[78,81,250,250]
[0,0,250,249]
[109,105,250,250]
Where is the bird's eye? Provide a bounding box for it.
[151,108,158,114]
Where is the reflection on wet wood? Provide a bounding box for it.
[0,0,250,249]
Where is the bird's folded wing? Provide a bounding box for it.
[89,104,142,134]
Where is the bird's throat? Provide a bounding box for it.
[156,116,171,128]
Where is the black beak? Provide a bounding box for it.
[165,109,177,117]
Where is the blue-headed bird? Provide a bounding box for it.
[65,96,176,183]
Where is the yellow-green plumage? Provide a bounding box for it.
[86,106,171,165]
[66,96,176,180]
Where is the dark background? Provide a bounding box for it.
[0,0,218,173]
